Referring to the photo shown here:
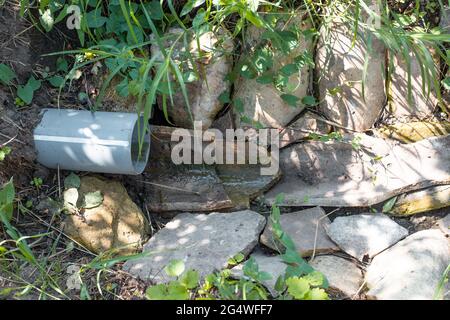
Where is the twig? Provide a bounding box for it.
[57,164,61,200]
[137,180,201,195]
[351,278,367,300]
[24,207,95,257]
[0,132,25,145]
[0,133,17,147]
[309,207,340,262]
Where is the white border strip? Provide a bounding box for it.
[33,135,129,147]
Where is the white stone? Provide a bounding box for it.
[260,207,339,256]
[310,255,363,297]
[366,229,450,300]
[327,214,408,261]
[123,210,266,283]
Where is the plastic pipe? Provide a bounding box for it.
[33,108,151,175]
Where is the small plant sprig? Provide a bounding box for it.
[30,177,43,191]
[0,179,67,299]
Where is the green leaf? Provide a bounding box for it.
[303,271,326,287]
[27,76,41,91]
[274,275,286,292]
[301,95,317,106]
[17,85,33,105]
[39,8,54,32]
[146,284,167,300]
[240,64,255,79]
[256,73,273,85]
[164,259,185,277]
[64,188,79,209]
[286,277,310,299]
[78,92,89,103]
[279,63,299,76]
[83,191,103,209]
[0,63,16,85]
[0,147,11,161]
[48,76,64,88]
[382,196,398,213]
[144,0,164,20]
[305,287,328,300]
[182,70,197,83]
[192,8,206,30]
[280,94,299,107]
[227,252,245,265]
[86,9,107,28]
[116,78,129,97]
[180,270,199,289]
[0,179,15,206]
[64,173,80,189]
[167,282,190,300]
[56,57,69,73]
[80,283,91,300]
[233,98,244,113]
[181,0,205,16]
[218,91,230,104]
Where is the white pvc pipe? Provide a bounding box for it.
[33,108,151,175]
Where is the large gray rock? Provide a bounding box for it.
[260,207,339,256]
[316,4,386,131]
[327,214,408,261]
[366,229,450,300]
[63,176,149,255]
[310,255,363,297]
[123,210,266,283]
[264,134,450,207]
[230,252,286,297]
[152,28,234,129]
[388,51,439,119]
[233,14,313,129]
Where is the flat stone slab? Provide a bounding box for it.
[374,121,450,144]
[230,252,286,297]
[216,164,281,209]
[327,214,408,261]
[123,210,266,283]
[310,255,363,297]
[437,214,450,236]
[138,126,233,212]
[265,134,450,207]
[63,176,148,255]
[260,207,339,256]
[366,229,450,300]
[391,185,450,216]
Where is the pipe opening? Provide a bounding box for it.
[130,116,151,174]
